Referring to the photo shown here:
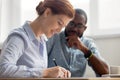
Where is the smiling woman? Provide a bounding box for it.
[33,0,74,38]
[0,0,75,78]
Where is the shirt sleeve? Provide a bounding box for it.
[0,34,44,78]
[85,38,103,60]
[85,38,108,76]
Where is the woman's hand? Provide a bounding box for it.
[42,66,71,78]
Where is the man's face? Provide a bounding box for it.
[65,13,87,38]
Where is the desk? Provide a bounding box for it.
[0,78,120,80]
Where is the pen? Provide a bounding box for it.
[53,58,58,66]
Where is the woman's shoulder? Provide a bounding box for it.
[9,27,27,39]
[6,27,29,47]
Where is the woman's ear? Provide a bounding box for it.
[43,8,52,17]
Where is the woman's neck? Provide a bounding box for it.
[30,17,43,39]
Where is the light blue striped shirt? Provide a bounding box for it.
[0,21,48,78]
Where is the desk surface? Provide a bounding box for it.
[0,77,120,80]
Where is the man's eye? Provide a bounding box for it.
[77,23,84,28]
[69,21,75,26]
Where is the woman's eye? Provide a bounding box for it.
[58,21,63,27]
[58,21,62,25]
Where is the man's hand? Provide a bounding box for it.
[42,66,71,78]
[66,35,89,54]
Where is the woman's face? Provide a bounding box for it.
[43,15,71,38]
[41,9,72,38]
[46,15,71,38]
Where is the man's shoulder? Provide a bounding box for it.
[48,33,60,41]
[48,32,65,41]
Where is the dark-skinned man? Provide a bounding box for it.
[47,9,109,77]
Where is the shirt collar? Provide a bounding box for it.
[40,34,48,43]
[23,21,36,41]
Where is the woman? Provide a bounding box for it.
[0,0,75,78]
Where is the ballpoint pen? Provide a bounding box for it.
[53,58,58,66]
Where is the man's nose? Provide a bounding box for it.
[72,27,78,31]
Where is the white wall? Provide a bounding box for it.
[85,36,120,77]
[0,0,21,43]
[95,37,120,66]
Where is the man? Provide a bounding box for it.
[47,9,109,77]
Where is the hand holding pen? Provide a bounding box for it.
[52,58,71,78]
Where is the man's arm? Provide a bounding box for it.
[87,53,109,76]
[67,36,109,76]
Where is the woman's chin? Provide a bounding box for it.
[47,34,53,38]
[51,32,56,36]
[47,31,57,38]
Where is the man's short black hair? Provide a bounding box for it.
[75,9,87,24]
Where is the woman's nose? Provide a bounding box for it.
[55,28,61,33]
[56,26,63,32]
